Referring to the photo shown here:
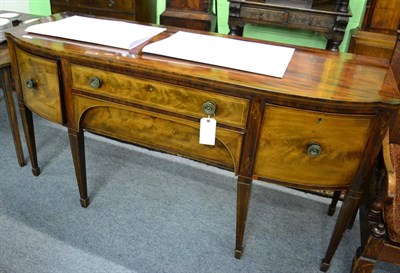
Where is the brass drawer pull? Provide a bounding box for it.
[147,84,155,92]
[26,79,36,89]
[307,143,321,157]
[108,0,115,8]
[202,100,217,116]
[89,76,102,89]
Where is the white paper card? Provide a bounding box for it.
[142,31,295,78]
[199,117,217,146]
[26,15,166,50]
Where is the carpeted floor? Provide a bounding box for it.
[0,92,398,273]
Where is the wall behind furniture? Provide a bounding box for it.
[0,0,29,13]
[27,0,366,52]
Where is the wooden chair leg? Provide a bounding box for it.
[320,189,362,272]
[347,205,358,230]
[350,247,376,273]
[328,190,342,216]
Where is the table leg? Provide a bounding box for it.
[228,2,244,36]
[235,175,253,259]
[320,189,363,272]
[68,128,89,208]
[327,191,342,216]
[228,24,244,36]
[326,18,348,51]
[19,104,40,176]
[1,66,25,167]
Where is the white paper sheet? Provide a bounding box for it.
[26,16,166,50]
[142,31,295,78]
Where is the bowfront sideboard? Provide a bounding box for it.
[6,13,400,272]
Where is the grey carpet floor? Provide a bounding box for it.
[0,92,398,273]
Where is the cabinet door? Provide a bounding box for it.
[253,105,373,188]
[363,0,400,34]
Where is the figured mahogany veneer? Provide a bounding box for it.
[5,13,400,272]
[253,106,372,188]
[16,48,63,124]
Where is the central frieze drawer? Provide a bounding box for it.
[240,7,287,23]
[288,12,335,29]
[253,105,373,188]
[70,64,249,128]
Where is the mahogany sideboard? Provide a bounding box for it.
[227,0,351,51]
[6,12,400,272]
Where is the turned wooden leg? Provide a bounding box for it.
[350,247,376,273]
[235,176,253,259]
[19,105,40,176]
[326,18,347,51]
[328,191,342,216]
[228,24,244,36]
[320,189,362,272]
[68,128,89,208]
[1,66,25,167]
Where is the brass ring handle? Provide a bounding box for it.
[307,143,321,157]
[202,101,217,116]
[89,76,102,89]
[108,0,115,7]
[26,79,36,89]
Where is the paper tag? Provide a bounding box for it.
[199,117,217,145]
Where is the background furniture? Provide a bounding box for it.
[160,0,216,31]
[0,11,40,167]
[227,0,351,51]
[0,43,25,167]
[6,13,400,272]
[350,131,400,273]
[49,0,157,23]
[348,0,400,86]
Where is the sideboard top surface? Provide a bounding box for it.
[5,13,400,107]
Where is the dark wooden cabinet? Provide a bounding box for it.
[160,0,216,31]
[50,0,156,23]
[361,0,399,35]
[348,0,400,87]
[227,0,351,51]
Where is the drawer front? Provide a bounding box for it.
[51,0,134,11]
[289,12,335,29]
[74,95,243,171]
[240,7,287,24]
[253,105,373,188]
[51,5,135,20]
[16,48,63,124]
[71,65,249,128]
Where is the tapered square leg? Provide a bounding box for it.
[235,176,253,259]
[68,128,89,208]
[19,105,40,176]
